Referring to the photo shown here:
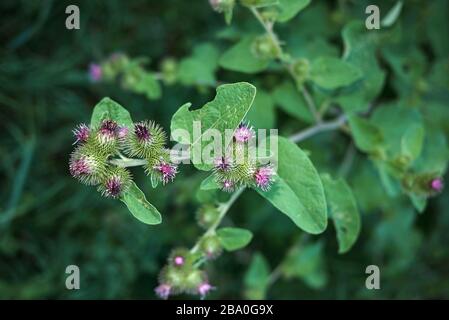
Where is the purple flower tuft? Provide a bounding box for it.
[116,126,129,139]
[134,123,152,142]
[430,178,444,193]
[197,282,214,299]
[72,124,90,144]
[155,283,171,300]
[234,123,255,143]
[214,156,232,172]
[154,161,178,184]
[254,165,275,191]
[69,156,93,177]
[88,63,102,82]
[221,179,234,192]
[174,256,185,266]
[104,176,123,198]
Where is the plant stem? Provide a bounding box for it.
[190,187,245,254]
[249,6,321,123]
[109,158,147,167]
[289,114,347,143]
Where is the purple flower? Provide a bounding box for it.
[234,123,255,143]
[197,282,214,299]
[155,283,171,300]
[174,256,185,266]
[221,179,234,192]
[134,123,152,142]
[154,161,178,184]
[88,63,102,82]
[69,156,93,177]
[104,176,123,198]
[254,165,275,191]
[214,156,232,172]
[97,119,118,144]
[116,126,129,139]
[72,123,90,144]
[430,178,444,193]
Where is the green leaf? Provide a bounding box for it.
[273,81,314,123]
[309,57,363,90]
[381,1,403,27]
[90,97,133,129]
[281,241,327,289]
[170,82,257,170]
[217,227,253,251]
[348,114,384,154]
[178,43,219,86]
[257,136,327,234]
[200,174,220,190]
[241,0,279,8]
[321,174,361,254]
[246,89,276,129]
[276,0,311,23]
[244,253,270,300]
[120,182,162,225]
[401,124,425,163]
[335,21,386,112]
[219,36,270,73]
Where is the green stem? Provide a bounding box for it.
[190,187,245,254]
[109,158,147,167]
[249,6,321,123]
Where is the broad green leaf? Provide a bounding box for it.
[244,253,270,300]
[257,136,327,234]
[348,114,384,154]
[371,104,423,160]
[219,36,270,73]
[90,97,133,129]
[381,1,403,27]
[246,89,276,129]
[178,43,219,86]
[200,174,220,190]
[401,124,425,163]
[413,129,449,174]
[170,82,257,170]
[335,21,386,112]
[120,182,162,225]
[217,227,253,251]
[309,57,363,90]
[321,174,361,254]
[241,0,279,8]
[276,0,311,23]
[273,81,314,123]
[281,241,328,289]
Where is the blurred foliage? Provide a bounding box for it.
[1,0,449,299]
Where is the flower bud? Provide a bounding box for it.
[209,0,234,12]
[200,235,222,260]
[88,63,102,82]
[97,167,132,198]
[152,160,178,185]
[154,283,171,300]
[196,204,220,229]
[197,281,215,300]
[430,177,444,193]
[251,34,279,60]
[234,122,255,144]
[291,58,310,85]
[160,58,178,85]
[69,145,106,186]
[124,120,166,158]
[72,123,90,145]
[91,119,120,154]
[168,248,191,267]
[254,164,275,191]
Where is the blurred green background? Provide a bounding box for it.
[1,0,449,299]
